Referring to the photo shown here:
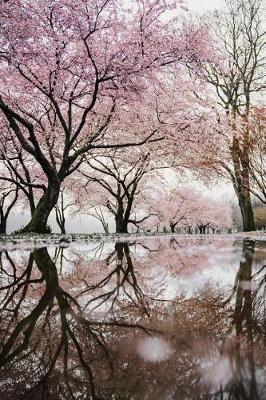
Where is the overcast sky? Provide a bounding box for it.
[188,0,225,11]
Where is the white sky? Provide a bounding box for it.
[187,0,225,12]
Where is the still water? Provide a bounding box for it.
[0,236,266,399]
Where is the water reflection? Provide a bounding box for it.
[0,237,265,399]
[200,240,265,399]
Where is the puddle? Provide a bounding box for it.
[0,237,266,399]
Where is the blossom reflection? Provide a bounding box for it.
[0,237,265,399]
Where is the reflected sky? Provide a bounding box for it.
[0,236,266,399]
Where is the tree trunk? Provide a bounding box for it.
[29,197,36,217]
[115,201,128,233]
[27,186,36,217]
[238,193,255,232]
[0,218,7,235]
[55,208,66,234]
[231,132,255,232]
[103,223,109,234]
[198,226,204,234]
[116,216,128,233]
[170,223,175,233]
[20,180,60,234]
[59,224,66,235]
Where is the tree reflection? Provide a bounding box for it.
[77,242,150,317]
[0,238,266,399]
[0,245,157,399]
[202,240,266,400]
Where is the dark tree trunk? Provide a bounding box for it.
[55,209,66,234]
[116,216,128,233]
[28,193,36,217]
[198,226,206,234]
[20,180,60,233]
[231,133,255,232]
[238,194,255,232]
[102,222,109,234]
[170,223,175,233]
[59,224,66,235]
[0,218,7,235]
[115,201,128,233]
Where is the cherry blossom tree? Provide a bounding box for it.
[54,188,75,234]
[0,186,18,234]
[0,124,46,217]
[199,0,266,231]
[145,186,233,233]
[71,180,112,233]
[71,63,229,234]
[0,130,44,232]
[86,206,111,234]
[194,197,233,234]
[148,187,198,233]
[76,148,159,233]
[0,0,211,233]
